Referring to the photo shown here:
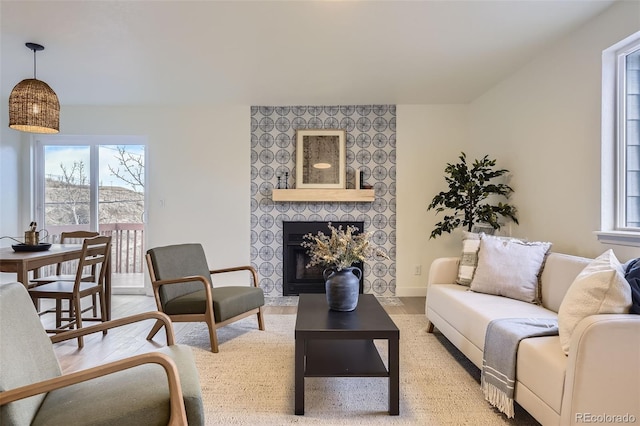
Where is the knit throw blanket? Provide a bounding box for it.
[481,317,559,418]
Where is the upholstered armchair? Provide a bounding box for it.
[0,282,204,426]
[146,243,265,353]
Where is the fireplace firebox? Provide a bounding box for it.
[282,221,364,296]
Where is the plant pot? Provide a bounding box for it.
[323,266,362,311]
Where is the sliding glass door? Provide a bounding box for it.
[34,136,147,293]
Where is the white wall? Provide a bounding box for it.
[0,128,21,246]
[54,106,251,285]
[468,0,640,263]
[0,109,38,283]
[0,114,33,247]
[395,105,469,296]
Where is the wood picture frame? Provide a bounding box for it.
[295,129,346,189]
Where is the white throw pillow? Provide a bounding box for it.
[455,232,520,286]
[470,235,551,303]
[558,249,632,355]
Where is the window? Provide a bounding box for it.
[599,31,640,247]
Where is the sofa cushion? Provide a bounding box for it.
[470,235,551,303]
[427,284,557,352]
[558,250,632,355]
[516,335,567,415]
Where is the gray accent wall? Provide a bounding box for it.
[250,105,397,296]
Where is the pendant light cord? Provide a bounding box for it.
[33,48,37,79]
[25,42,45,79]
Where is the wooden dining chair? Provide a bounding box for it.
[30,230,101,287]
[29,235,112,348]
[30,231,101,315]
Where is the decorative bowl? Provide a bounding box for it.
[12,243,52,252]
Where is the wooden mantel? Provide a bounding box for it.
[271,189,375,202]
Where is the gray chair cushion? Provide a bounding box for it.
[212,286,265,322]
[147,244,213,306]
[164,286,265,323]
[0,283,62,426]
[31,345,204,426]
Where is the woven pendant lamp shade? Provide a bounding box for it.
[9,78,60,134]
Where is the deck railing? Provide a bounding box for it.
[44,223,145,275]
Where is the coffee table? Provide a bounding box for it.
[294,294,400,415]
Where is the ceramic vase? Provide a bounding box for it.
[323,266,362,311]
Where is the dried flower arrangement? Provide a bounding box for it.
[301,223,388,271]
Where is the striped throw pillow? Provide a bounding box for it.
[456,232,481,286]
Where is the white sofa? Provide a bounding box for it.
[425,252,640,426]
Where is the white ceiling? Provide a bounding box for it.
[1,0,616,107]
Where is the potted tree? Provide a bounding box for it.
[427,152,518,239]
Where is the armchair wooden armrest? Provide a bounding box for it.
[210,265,260,287]
[50,311,176,345]
[0,352,188,426]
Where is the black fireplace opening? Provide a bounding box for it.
[283,221,364,296]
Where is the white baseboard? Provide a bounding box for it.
[395,286,428,297]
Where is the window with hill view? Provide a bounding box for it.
[34,137,147,290]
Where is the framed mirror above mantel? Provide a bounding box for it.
[271,189,375,202]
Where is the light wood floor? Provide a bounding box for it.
[48,295,426,374]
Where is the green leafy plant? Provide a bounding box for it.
[427,152,518,239]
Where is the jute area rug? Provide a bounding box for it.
[181,314,540,425]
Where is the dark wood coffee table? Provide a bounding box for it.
[294,294,400,415]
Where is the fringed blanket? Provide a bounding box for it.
[481,318,559,418]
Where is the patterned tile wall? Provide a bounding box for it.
[250,105,396,296]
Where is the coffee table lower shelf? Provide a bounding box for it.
[295,338,398,415]
[304,339,389,377]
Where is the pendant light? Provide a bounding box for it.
[9,42,60,134]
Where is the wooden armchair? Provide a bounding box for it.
[0,282,204,426]
[146,243,265,353]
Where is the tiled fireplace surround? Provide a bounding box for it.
[250,105,396,297]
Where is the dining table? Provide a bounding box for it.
[0,244,112,320]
